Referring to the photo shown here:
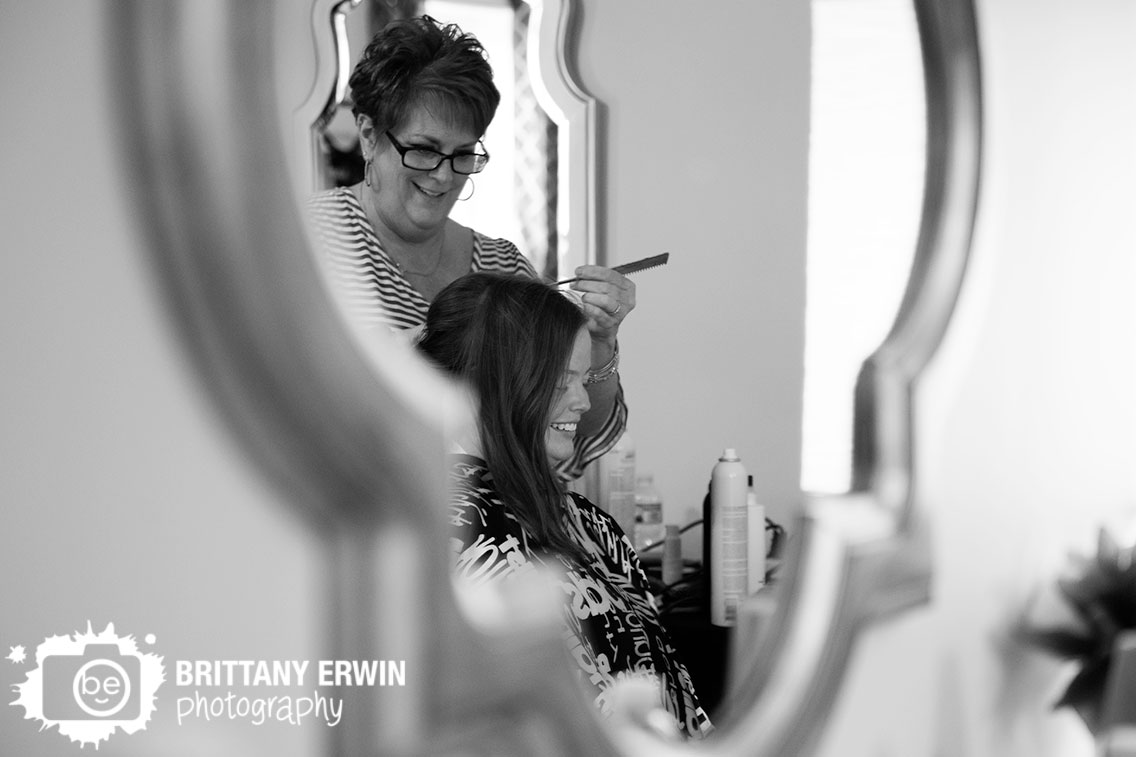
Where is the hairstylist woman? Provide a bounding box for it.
[307,17,631,478]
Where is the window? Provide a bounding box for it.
[802,0,925,493]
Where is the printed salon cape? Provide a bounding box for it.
[448,455,713,739]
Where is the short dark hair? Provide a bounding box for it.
[418,273,588,561]
[349,15,501,137]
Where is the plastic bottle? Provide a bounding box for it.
[709,449,748,626]
[633,474,665,552]
[661,525,683,586]
[599,431,636,537]
[746,475,766,594]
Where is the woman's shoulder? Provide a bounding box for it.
[566,493,633,549]
[307,185,355,209]
[568,491,624,526]
[447,456,539,582]
[448,455,510,523]
[448,454,494,498]
[306,186,361,228]
[566,491,611,522]
[470,231,537,278]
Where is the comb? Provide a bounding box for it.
[556,252,670,285]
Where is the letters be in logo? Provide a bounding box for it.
[10,623,164,749]
[42,642,141,720]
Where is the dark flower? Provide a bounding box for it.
[1017,527,1136,735]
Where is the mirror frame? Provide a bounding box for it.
[290,0,362,197]
[110,0,981,753]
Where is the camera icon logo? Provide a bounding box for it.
[42,643,140,720]
[10,622,164,748]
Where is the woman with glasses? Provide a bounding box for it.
[418,272,712,739]
[308,15,630,479]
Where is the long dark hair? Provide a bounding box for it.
[349,15,500,137]
[417,273,588,561]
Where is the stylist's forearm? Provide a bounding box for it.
[579,375,619,436]
[578,335,617,435]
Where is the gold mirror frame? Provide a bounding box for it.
[110,0,981,754]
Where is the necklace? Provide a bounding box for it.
[355,185,446,278]
[391,240,444,278]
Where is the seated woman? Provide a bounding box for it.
[417,273,712,739]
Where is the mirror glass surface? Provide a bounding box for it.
[288,0,926,734]
[119,0,978,750]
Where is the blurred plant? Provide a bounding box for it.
[1017,527,1136,735]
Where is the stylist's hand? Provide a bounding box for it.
[568,265,636,346]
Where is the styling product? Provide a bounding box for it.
[598,430,636,537]
[709,449,748,626]
[746,475,766,594]
[702,482,712,605]
[661,525,683,585]
[633,474,665,552]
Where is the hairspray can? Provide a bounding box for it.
[709,449,748,626]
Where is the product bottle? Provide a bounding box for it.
[709,449,748,626]
[598,431,636,537]
[746,475,766,594]
[661,524,683,586]
[633,474,665,552]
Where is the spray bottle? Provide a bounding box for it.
[709,448,748,626]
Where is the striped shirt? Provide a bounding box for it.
[306,187,627,477]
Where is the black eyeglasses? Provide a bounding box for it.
[384,131,490,175]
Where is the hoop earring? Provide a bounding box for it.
[363,156,374,188]
[459,177,475,201]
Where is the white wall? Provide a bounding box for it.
[814,1,1136,755]
[575,1,811,541]
[0,5,322,755]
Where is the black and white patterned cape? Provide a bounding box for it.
[448,454,713,739]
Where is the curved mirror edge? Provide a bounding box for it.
[852,0,984,515]
[109,0,981,755]
[291,0,362,200]
[525,0,599,270]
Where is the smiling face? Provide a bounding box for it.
[74,659,131,717]
[362,106,478,242]
[546,327,592,466]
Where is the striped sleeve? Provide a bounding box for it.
[471,233,539,277]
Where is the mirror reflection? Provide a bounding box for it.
[310,0,562,278]
[282,0,926,736]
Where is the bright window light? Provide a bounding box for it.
[802,0,925,493]
[424,1,523,251]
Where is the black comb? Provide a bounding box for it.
[556,253,670,285]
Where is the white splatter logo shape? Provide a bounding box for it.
[11,622,165,749]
